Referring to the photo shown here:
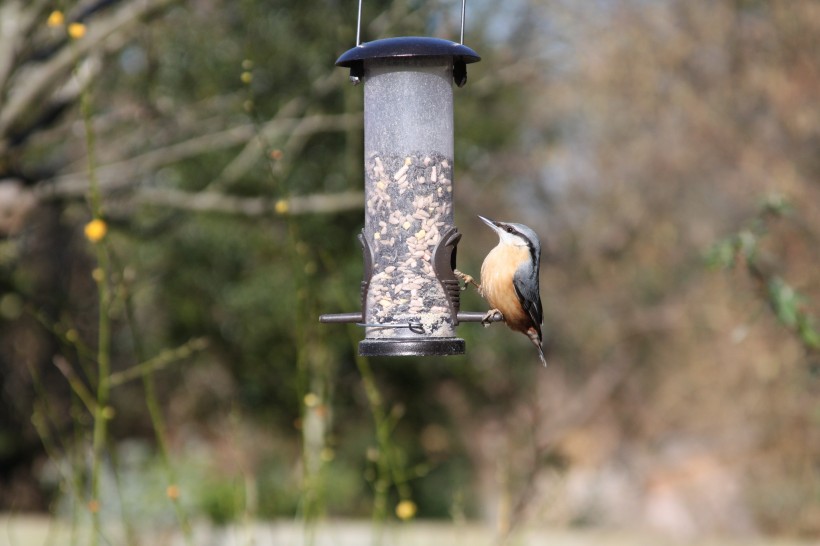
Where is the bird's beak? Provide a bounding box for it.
[478,215,501,232]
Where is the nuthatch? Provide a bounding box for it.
[456,215,546,366]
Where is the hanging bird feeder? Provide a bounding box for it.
[320,0,494,356]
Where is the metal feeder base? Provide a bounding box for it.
[359,337,465,357]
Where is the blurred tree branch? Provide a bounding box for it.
[108,337,209,387]
[32,112,360,199]
[0,0,179,153]
[133,187,364,217]
[210,71,342,190]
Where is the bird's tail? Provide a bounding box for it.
[526,328,547,367]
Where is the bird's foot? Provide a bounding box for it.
[481,308,503,327]
[454,269,480,292]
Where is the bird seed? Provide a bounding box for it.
[364,151,455,338]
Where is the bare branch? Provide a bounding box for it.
[52,355,97,414]
[134,188,364,217]
[0,0,177,145]
[0,0,52,91]
[108,337,209,388]
[207,71,342,190]
[34,113,360,199]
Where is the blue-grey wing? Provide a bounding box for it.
[513,267,543,337]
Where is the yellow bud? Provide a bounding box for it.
[166,484,181,500]
[84,219,107,242]
[47,11,65,27]
[68,22,86,39]
[240,71,253,84]
[303,392,319,407]
[91,268,105,283]
[274,199,289,215]
[395,500,417,520]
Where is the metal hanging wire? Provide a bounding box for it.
[355,0,468,46]
[356,0,364,46]
[459,0,466,44]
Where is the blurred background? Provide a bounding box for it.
[0,0,819,543]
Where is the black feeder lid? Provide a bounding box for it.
[336,36,481,87]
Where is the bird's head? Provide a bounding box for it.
[478,215,540,251]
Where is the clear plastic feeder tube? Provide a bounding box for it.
[363,56,455,340]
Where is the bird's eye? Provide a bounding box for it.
[505,226,514,233]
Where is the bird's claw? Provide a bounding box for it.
[453,269,475,291]
[481,309,503,327]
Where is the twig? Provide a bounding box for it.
[52,355,97,414]
[83,85,111,546]
[132,188,364,217]
[113,248,194,543]
[108,337,210,387]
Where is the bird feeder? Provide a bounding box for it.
[320,1,489,356]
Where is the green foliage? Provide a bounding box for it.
[768,276,801,328]
[766,276,820,351]
[196,478,244,525]
[708,194,819,353]
[706,230,758,270]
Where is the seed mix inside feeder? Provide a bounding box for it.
[365,151,453,337]
[319,5,490,357]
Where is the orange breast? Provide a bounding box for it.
[480,244,532,333]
